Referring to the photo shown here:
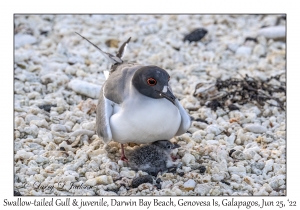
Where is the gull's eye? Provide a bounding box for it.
[147,78,157,86]
[167,145,171,149]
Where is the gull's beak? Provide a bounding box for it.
[159,86,176,105]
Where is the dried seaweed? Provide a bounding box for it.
[194,73,286,111]
[221,180,231,185]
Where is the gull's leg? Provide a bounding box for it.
[120,143,128,162]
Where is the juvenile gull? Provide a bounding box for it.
[127,140,180,176]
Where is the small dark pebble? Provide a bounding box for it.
[66,140,73,145]
[149,171,159,177]
[113,177,123,182]
[221,180,230,185]
[207,99,223,111]
[107,188,119,194]
[40,31,49,36]
[155,184,161,190]
[199,165,206,174]
[38,104,57,112]
[105,39,119,48]
[131,175,153,188]
[184,28,208,42]
[156,178,162,184]
[172,47,180,51]
[221,130,231,137]
[119,183,126,188]
[229,149,236,158]
[261,25,268,28]
[14,191,22,196]
[195,118,208,124]
[178,172,185,177]
[245,37,257,43]
[17,63,26,69]
[228,104,240,111]
[59,147,66,151]
[186,130,192,134]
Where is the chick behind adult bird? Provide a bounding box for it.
[127,140,180,176]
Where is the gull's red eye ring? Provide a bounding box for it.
[147,78,157,86]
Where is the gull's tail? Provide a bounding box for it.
[75,32,131,80]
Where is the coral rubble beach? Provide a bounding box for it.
[14,14,286,196]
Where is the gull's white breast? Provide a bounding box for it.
[109,93,181,144]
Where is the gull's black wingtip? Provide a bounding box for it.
[75,32,84,38]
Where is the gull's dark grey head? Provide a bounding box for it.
[132,66,176,104]
[152,140,180,151]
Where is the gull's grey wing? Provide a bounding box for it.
[96,87,113,143]
[175,99,192,136]
[104,63,142,104]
